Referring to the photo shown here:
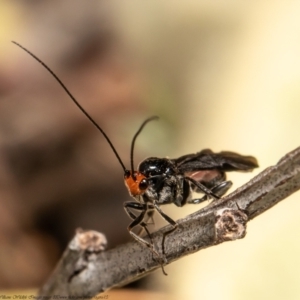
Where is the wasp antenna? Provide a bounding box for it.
[12,41,127,172]
[130,116,159,177]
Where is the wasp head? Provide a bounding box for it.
[124,170,149,197]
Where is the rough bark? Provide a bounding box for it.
[39,146,300,297]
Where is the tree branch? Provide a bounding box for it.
[39,146,300,297]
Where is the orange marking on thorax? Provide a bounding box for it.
[124,171,147,197]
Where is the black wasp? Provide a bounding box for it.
[13,41,259,275]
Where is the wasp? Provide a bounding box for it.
[13,41,258,275]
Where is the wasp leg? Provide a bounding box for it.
[186,177,220,200]
[124,204,156,256]
[188,180,233,204]
[126,208,160,269]
[137,210,155,236]
[124,202,152,238]
[124,202,167,275]
[136,213,161,270]
[209,180,232,198]
[124,202,155,246]
[153,202,178,258]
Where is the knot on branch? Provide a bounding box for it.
[68,229,107,283]
[71,228,107,253]
[215,208,248,242]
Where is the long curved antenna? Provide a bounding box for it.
[130,116,159,177]
[12,41,127,172]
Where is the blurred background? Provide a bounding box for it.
[0,1,300,299]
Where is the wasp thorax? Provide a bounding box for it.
[124,171,148,197]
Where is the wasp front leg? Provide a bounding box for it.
[123,201,168,275]
[136,210,155,237]
[153,202,178,257]
[124,202,153,242]
[123,202,155,248]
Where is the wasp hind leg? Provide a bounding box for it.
[186,177,220,201]
[188,180,233,205]
[210,180,233,197]
[123,201,168,275]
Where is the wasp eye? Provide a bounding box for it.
[139,178,148,190]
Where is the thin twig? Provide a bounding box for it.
[39,146,300,297]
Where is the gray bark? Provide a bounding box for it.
[39,146,300,297]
